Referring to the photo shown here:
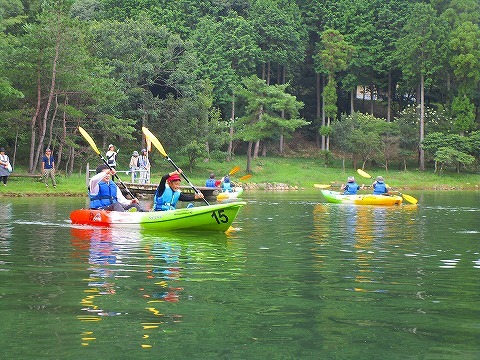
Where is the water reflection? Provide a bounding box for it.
[312,204,420,293]
[70,226,245,349]
[0,202,13,271]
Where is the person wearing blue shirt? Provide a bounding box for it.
[42,148,57,188]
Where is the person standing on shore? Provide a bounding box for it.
[105,144,118,169]
[138,149,150,184]
[41,148,57,188]
[0,147,11,186]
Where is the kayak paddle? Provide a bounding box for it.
[229,166,241,176]
[314,184,331,189]
[142,126,209,205]
[239,174,252,181]
[78,126,136,199]
[356,168,418,204]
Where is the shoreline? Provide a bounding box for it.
[1,182,479,198]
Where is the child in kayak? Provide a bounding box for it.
[154,170,204,211]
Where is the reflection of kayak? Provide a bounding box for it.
[70,202,246,232]
[217,187,244,201]
[320,190,403,206]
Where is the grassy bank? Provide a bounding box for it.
[1,156,479,197]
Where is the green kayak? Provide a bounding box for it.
[70,201,246,232]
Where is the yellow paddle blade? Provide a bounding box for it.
[142,127,167,157]
[357,168,372,178]
[314,184,331,189]
[78,126,100,155]
[239,174,252,181]
[401,193,418,205]
[229,166,241,176]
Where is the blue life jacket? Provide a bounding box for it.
[343,182,359,195]
[154,186,181,211]
[90,181,118,209]
[222,182,232,192]
[373,181,387,195]
[205,179,216,187]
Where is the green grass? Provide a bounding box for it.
[1,156,479,197]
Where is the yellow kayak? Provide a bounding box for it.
[320,190,403,206]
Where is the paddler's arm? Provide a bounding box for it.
[89,171,108,195]
[114,185,139,206]
[179,192,204,202]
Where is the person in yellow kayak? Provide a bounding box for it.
[154,170,204,211]
[341,176,362,195]
[372,176,389,195]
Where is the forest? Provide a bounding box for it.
[0,0,479,174]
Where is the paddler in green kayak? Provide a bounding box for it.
[153,170,204,211]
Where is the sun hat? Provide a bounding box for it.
[376,176,384,182]
[132,151,139,156]
[167,174,181,182]
[0,147,5,152]
[46,148,51,152]
[348,176,355,182]
[141,148,147,152]
[108,144,114,148]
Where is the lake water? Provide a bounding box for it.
[0,191,479,359]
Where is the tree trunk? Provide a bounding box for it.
[253,140,260,159]
[321,75,326,150]
[279,65,286,153]
[315,73,321,148]
[326,117,330,151]
[266,60,271,85]
[387,71,392,122]
[47,94,59,149]
[34,14,62,172]
[370,83,374,115]
[29,58,43,173]
[227,96,235,161]
[419,74,425,170]
[57,95,68,169]
[350,89,354,114]
[246,141,253,173]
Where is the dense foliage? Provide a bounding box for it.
[0,0,479,174]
